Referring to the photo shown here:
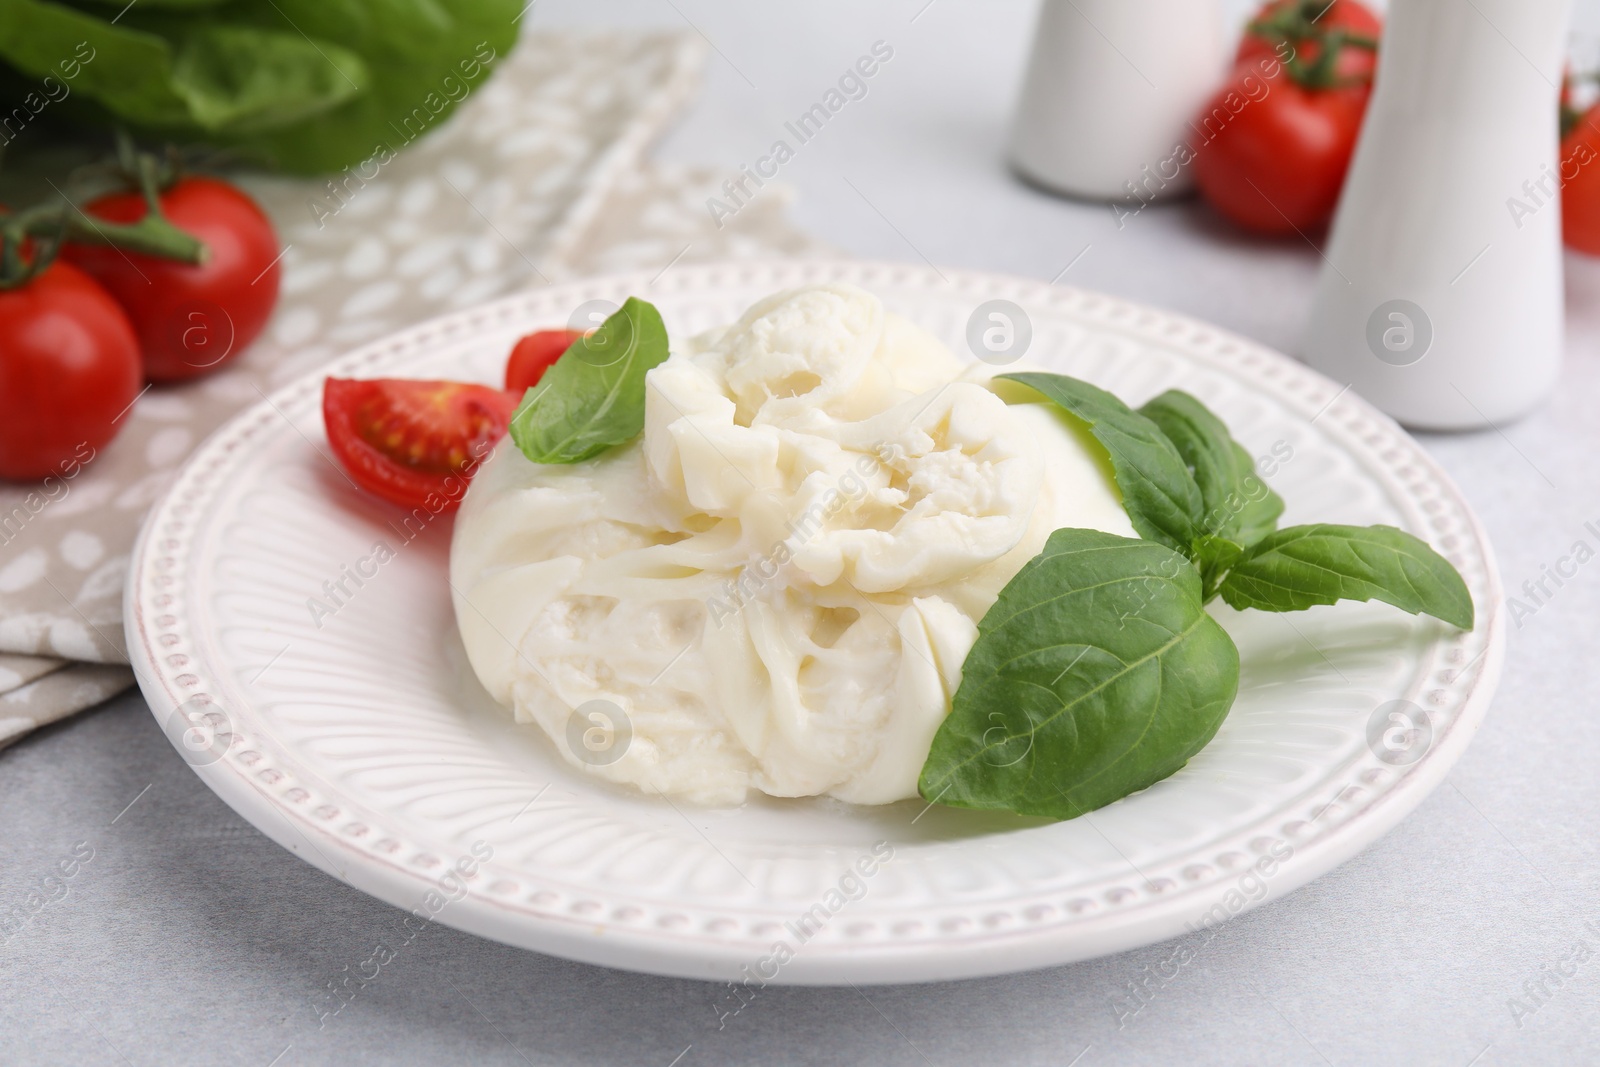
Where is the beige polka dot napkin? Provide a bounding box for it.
[0,30,828,749]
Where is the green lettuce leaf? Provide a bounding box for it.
[196,0,520,172]
[0,0,520,173]
[0,0,202,128]
[170,24,370,133]
[0,0,368,131]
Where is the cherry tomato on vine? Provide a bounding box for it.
[1193,0,1380,235]
[1193,67,1369,234]
[1561,105,1600,255]
[1235,0,1381,81]
[63,177,281,382]
[323,378,517,512]
[506,329,583,394]
[0,261,140,480]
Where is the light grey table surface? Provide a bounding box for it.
[5,2,1599,1064]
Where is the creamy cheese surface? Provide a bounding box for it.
[450,283,1134,805]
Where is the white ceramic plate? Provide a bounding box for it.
[127,261,1503,985]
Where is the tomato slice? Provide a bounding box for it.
[506,329,583,394]
[323,378,516,512]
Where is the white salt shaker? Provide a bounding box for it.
[1009,0,1227,201]
[1304,0,1571,429]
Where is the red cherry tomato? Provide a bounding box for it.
[0,261,141,480]
[1192,60,1370,235]
[323,378,516,512]
[1561,106,1600,254]
[1236,0,1382,83]
[506,329,582,394]
[63,177,281,382]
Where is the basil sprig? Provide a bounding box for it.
[508,297,669,465]
[1138,389,1285,551]
[921,372,1473,822]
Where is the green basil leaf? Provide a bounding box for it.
[1219,524,1474,629]
[1138,389,1285,549]
[999,372,1202,554]
[1139,390,1239,525]
[509,297,669,465]
[1229,442,1285,547]
[1191,534,1244,601]
[919,528,1240,820]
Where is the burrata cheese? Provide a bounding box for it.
[450,283,1134,805]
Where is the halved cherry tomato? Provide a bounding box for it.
[506,329,582,394]
[323,378,516,512]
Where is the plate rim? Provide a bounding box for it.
[126,258,1505,984]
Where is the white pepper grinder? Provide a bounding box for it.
[1009,0,1227,201]
[1304,0,1572,429]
